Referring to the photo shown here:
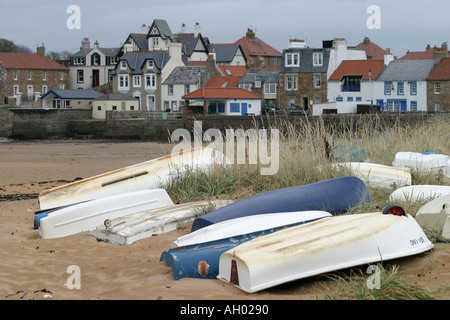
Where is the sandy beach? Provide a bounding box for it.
[0,139,448,301]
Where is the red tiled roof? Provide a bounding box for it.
[329,60,385,81]
[218,65,248,77]
[183,87,261,100]
[355,41,386,60]
[235,35,281,59]
[0,52,68,70]
[428,57,450,80]
[206,76,242,88]
[399,49,450,60]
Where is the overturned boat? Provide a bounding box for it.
[38,147,229,210]
[415,194,450,240]
[389,185,450,202]
[160,211,331,280]
[217,206,433,293]
[332,162,412,189]
[191,176,371,232]
[39,189,173,239]
[392,151,449,173]
[89,200,233,245]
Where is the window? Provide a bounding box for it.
[347,97,353,102]
[230,103,240,113]
[239,83,252,91]
[119,74,129,89]
[221,82,228,88]
[384,82,392,95]
[285,53,299,67]
[147,60,154,69]
[153,38,159,47]
[185,84,190,95]
[264,83,276,95]
[97,106,101,111]
[14,69,18,80]
[285,75,298,91]
[112,105,117,110]
[145,74,156,88]
[255,80,261,88]
[398,82,404,95]
[77,70,84,83]
[42,85,47,94]
[171,101,178,111]
[273,57,279,66]
[314,74,321,88]
[410,81,417,95]
[314,95,321,104]
[260,57,265,66]
[13,85,19,95]
[120,61,127,70]
[72,57,84,65]
[434,102,440,112]
[109,57,117,65]
[341,76,361,92]
[410,101,417,111]
[168,84,174,96]
[434,82,440,94]
[91,53,100,66]
[388,100,398,111]
[356,97,362,102]
[28,70,32,80]
[313,52,323,66]
[218,103,225,113]
[133,75,141,87]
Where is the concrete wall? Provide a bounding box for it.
[0,109,13,137]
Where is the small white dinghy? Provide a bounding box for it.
[332,162,411,189]
[89,200,233,245]
[39,189,174,239]
[415,194,450,233]
[392,152,449,173]
[217,206,433,293]
[389,185,450,202]
[38,147,229,210]
[172,210,332,248]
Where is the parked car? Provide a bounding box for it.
[283,105,302,111]
[261,104,278,114]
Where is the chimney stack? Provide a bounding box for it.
[384,48,394,65]
[194,22,201,37]
[181,23,187,33]
[81,37,90,50]
[246,28,255,39]
[36,43,45,56]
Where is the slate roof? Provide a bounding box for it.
[279,48,330,73]
[208,44,243,63]
[329,60,385,81]
[163,66,207,85]
[94,93,138,101]
[112,51,171,75]
[377,60,435,81]
[0,53,68,70]
[427,57,450,80]
[128,33,148,51]
[183,87,261,100]
[148,19,174,40]
[41,89,103,100]
[239,69,280,84]
[71,47,120,58]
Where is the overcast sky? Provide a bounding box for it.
[1,0,449,58]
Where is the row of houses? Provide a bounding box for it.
[1,19,449,118]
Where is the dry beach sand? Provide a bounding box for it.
[0,139,449,301]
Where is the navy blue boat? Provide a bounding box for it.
[190,176,371,232]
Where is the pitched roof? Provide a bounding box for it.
[71,47,120,58]
[183,87,261,100]
[399,48,450,60]
[41,89,103,100]
[114,51,171,75]
[239,68,280,84]
[428,57,450,80]
[206,75,242,88]
[218,66,247,77]
[377,59,435,81]
[280,48,330,73]
[329,60,385,81]
[234,30,281,59]
[163,66,207,85]
[355,40,386,60]
[208,44,244,63]
[0,52,68,70]
[147,19,174,40]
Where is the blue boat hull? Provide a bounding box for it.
[191,176,370,232]
[160,222,311,280]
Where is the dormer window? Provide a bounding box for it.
[285,53,299,67]
[313,52,323,66]
[341,76,361,92]
[147,60,154,69]
[120,61,127,70]
[91,53,100,66]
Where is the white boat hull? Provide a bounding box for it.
[218,212,433,293]
[333,162,411,189]
[38,148,229,210]
[90,200,233,245]
[392,152,449,172]
[39,189,174,239]
[389,185,450,202]
[172,211,332,248]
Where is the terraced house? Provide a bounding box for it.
[0,45,69,105]
[427,57,450,112]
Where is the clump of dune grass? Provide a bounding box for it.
[320,263,442,300]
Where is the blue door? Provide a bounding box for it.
[241,103,247,116]
[400,100,407,111]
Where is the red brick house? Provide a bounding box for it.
[427,57,450,112]
[0,46,69,106]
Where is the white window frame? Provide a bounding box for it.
[147,60,154,69]
[434,82,440,94]
[42,85,48,94]
[285,53,300,67]
[43,70,47,81]
[119,74,129,89]
[14,69,18,80]
[285,75,298,91]
[133,75,141,88]
[28,70,32,80]
[264,83,276,95]
[77,70,84,83]
[255,80,262,88]
[434,102,440,112]
[120,61,127,70]
[145,74,156,89]
[314,73,321,88]
[313,52,323,66]
[168,84,174,96]
[13,85,19,95]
